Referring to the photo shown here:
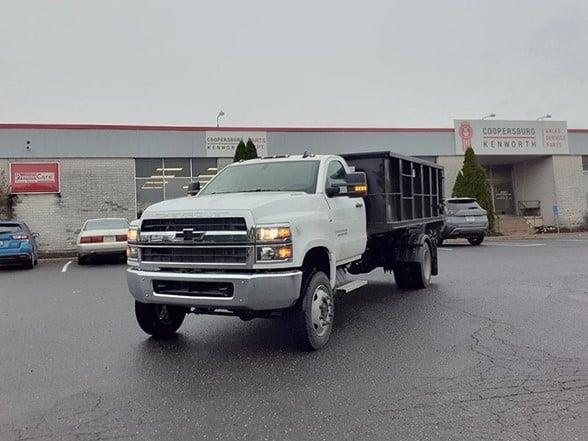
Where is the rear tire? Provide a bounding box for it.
[135,302,186,339]
[410,240,433,289]
[289,271,334,351]
[393,266,413,289]
[468,236,484,246]
[25,256,34,269]
[394,240,433,289]
[77,255,87,265]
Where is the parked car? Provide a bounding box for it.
[439,197,488,246]
[77,218,129,265]
[0,221,39,269]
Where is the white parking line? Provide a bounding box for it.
[438,247,453,251]
[61,260,73,273]
[486,243,545,247]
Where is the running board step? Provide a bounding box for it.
[336,280,368,295]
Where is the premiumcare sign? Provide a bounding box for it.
[205,131,268,158]
[9,162,60,194]
[454,120,568,155]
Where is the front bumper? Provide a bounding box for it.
[127,268,303,311]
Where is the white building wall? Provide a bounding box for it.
[436,156,463,198]
[512,157,556,224]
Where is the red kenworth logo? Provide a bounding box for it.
[459,122,473,152]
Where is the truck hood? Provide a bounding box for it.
[142,192,319,224]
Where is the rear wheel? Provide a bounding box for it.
[135,302,186,339]
[77,255,87,265]
[24,256,34,269]
[289,271,334,351]
[394,239,433,289]
[410,240,433,289]
[393,266,413,289]
[468,236,484,246]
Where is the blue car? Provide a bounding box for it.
[0,221,39,269]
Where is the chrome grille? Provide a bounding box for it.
[141,218,246,232]
[141,246,248,264]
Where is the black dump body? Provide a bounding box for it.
[341,151,444,235]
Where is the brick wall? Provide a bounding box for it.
[552,155,585,227]
[0,158,136,253]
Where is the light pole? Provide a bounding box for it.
[482,113,496,120]
[536,114,552,121]
[216,110,225,127]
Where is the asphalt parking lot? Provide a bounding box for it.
[1,238,587,441]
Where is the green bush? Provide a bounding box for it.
[233,140,248,162]
[452,148,495,230]
[233,138,259,162]
[245,138,258,159]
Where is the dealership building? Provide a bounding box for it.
[1,121,587,253]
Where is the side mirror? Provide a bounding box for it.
[326,172,367,198]
[346,172,368,198]
[187,181,201,196]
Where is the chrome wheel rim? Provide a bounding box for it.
[310,285,333,337]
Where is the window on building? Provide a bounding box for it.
[135,158,217,217]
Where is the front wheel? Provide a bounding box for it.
[135,302,186,339]
[468,236,484,246]
[289,271,334,351]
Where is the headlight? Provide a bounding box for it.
[255,225,291,242]
[255,224,292,262]
[127,227,139,243]
[127,246,138,259]
[257,245,293,262]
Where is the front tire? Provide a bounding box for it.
[135,302,186,339]
[468,236,484,246]
[289,271,334,351]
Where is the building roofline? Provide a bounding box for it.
[0,123,453,133]
[0,123,586,134]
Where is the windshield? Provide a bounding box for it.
[83,219,129,231]
[200,161,320,195]
[0,223,22,233]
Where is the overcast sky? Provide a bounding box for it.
[1,0,587,128]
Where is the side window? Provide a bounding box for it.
[325,160,347,193]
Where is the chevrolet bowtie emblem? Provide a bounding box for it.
[182,228,194,241]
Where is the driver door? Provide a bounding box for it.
[324,159,365,263]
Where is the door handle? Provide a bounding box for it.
[355,203,363,208]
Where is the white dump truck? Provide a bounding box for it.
[127,151,444,350]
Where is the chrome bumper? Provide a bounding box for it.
[127,268,303,311]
